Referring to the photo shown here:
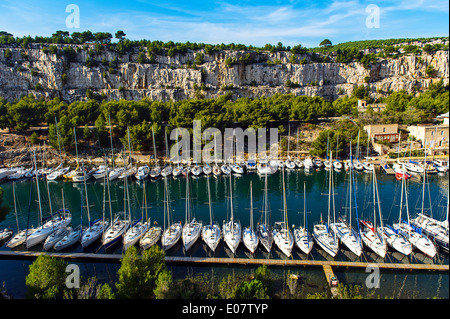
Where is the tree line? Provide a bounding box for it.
[19,245,377,299]
[0,80,447,155]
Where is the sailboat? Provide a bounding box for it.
[139,182,162,250]
[119,127,137,179]
[149,125,161,178]
[160,129,173,177]
[284,123,296,169]
[182,171,202,251]
[362,133,374,171]
[203,162,212,175]
[223,173,241,254]
[201,176,221,252]
[329,142,363,257]
[6,182,36,248]
[26,153,72,248]
[294,182,314,255]
[243,182,259,254]
[102,156,131,249]
[257,172,273,252]
[411,188,449,253]
[43,189,70,250]
[108,115,125,181]
[359,168,387,258]
[332,134,343,170]
[81,161,109,248]
[380,177,413,255]
[391,163,437,258]
[161,175,182,251]
[135,165,150,180]
[123,182,149,250]
[353,130,364,171]
[64,127,82,180]
[54,188,82,251]
[273,168,294,257]
[312,152,339,257]
[54,191,82,252]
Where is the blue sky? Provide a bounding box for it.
[0,0,448,47]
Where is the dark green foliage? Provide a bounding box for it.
[115,245,167,299]
[25,255,67,299]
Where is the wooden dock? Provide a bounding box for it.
[0,250,448,272]
[380,163,395,175]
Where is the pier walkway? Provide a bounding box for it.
[2,250,447,295]
[1,250,448,271]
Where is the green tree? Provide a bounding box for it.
[25,254,67,299]
[115,245,167,299]
[232,279,270,299]
[319,39,332,47]
[154,269,174,299]
[30,132,39,144]
[115,30,126,41]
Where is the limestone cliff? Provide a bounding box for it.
[0,43,448,103]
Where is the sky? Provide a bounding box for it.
[0,0,448,48]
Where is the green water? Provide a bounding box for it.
[0,168,448,298]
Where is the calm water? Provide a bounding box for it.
[0,168,448,298]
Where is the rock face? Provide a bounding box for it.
[0,43,448,103]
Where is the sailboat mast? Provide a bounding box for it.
[108,113,115,169]
[229,173,234,227]
[264,173,268,226]
[421,139,427,216]
[185,171,190,223]
[303,181,307,229]
[250,181,253,230]
[33,150,43,224]
[82,162,91,225]
[13,182,19,232]
[399,175,405,225]
[152,125,157,166]
[73,127,79,167]
[207,177,213,225]
[282,168,289,240]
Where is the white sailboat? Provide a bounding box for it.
[7,181,35,248]
[202,176,221,252]
[257,172,273,252]
[223,173,241,254]
[392,164,437,258]
[102,156,131,249]
[182,172,202,251]
[381,177,413,255]
[139,181,162,250]
[26,154,72,248]
[330,143,362,257]
[161,176,182,251]
[54,225,82,251]
[273,168,294,257]
[81,160,109,248]
[43,189,69,250]
[294,182,314,255]
[123,182,149,250]
[359,169,387,258]
[243,182,259,254]
[135,165,150,180]
[313,152,339,257]
[203,163,212,175]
